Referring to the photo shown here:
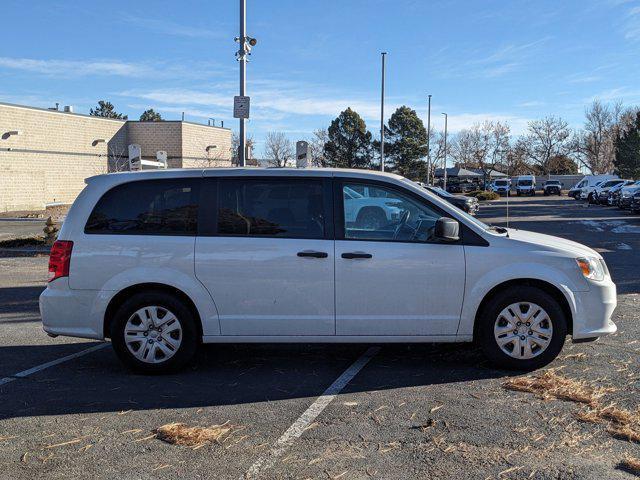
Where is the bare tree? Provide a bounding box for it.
[504,138,532,176]
[451,121,510,184]
[522,116,573,175]
[308,129,329,167]
[231,132,256,166]
[575,100,621,174]
[263,131,294,167]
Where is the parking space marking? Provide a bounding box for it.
[0,343,108,387]
[243,346,380,479]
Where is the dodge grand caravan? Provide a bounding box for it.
[40,168,618,373]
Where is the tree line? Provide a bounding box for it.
[267,100,640,182]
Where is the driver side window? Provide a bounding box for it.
[342,182,441,242]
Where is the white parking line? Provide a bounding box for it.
[0,343,108,387]
[243,346,380,479]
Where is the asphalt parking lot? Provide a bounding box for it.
[1,195,639,479]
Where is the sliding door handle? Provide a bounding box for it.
[341,252,372,259]
[297,250,328,258]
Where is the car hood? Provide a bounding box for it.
[503,228,600,259]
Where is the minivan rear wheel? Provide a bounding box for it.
[478,286,567,370]
[110,292,198,374]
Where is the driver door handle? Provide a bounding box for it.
[297,250,328,258]
[341,252,373,259]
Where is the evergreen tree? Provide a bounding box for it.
[89,100,128,120]
[614,111,640,179]
[381,106,428,180]
[324,108,373,169]
[139,109,163,122]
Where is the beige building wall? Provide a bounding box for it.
[0,103,126,212]
[0,103,232,212]
[181,122,233,169]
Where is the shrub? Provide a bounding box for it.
[467,190,500,201]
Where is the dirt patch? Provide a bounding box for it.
[0,236,46,249]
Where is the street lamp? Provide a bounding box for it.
[380,52,387,172]
[442,112,448,191]
[426,94,432,184]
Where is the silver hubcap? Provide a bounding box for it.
[124,306,182,364]
[494,302,553,360]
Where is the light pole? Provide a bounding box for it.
[426,94,432,184]
[380,52,387,172]
[235,0,256,166]
[442,112,448,191]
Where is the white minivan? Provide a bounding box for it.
[40,168,617,373]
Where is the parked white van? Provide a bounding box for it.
[515,175,536,196]
[40,168,617,373]
[576,174,618,202]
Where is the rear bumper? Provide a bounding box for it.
[39,279,104,340]
[571,278,617,341]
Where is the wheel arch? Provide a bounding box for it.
[472,278,573,341]
[103,283,203,340]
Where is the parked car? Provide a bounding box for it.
[578,174,619,202]
[425,186,479,215]
[490,179,511,196]
[631,190,640,214]
[600,180,633,205]
[447,181,476,194]
[542,180,562,196]
[40,168,617,373]
[619,181,640,209]
[607,181,633,206]
[515,175,536,196]
[593,179,627,205]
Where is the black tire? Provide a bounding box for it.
[477,286,567,371]
[110,291,199,374]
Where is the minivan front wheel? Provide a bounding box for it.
[478,286,567,370]
[110,292,199,374]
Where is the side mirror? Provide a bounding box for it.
[435,217,460,242]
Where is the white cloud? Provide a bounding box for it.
[120,16,225,39]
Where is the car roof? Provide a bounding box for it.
[85,167,407,188]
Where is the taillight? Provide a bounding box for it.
[48,240,73,282]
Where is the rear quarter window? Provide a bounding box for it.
[85,179,200,235]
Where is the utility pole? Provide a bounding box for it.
[380,52,387,172]
[426,94,432,184]
[238,0,247,166]
[442,112,448,191]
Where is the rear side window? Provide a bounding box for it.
[85,179,199,235]
[217,179,325,239]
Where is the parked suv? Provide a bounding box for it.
[425,186,479,215]
[40,169,617,373]
[593,179,626,205]
[619,181,640,209]
[606,180,634,206]
[542,180,562,196]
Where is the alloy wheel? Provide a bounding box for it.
[493,302,553,360]
[124,306,183,364]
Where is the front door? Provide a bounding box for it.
[334,180,465,336]
[195,176,335,336]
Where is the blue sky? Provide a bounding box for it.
[1,0,639,153]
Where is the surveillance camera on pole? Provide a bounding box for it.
[234,0,257,167]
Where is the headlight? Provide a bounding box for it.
[576,257,605,281]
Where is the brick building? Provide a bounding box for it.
[0,102,232,212]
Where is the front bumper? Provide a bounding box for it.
[571,278,618,341]
[620,197,633,208]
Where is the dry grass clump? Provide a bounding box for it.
[502,371,611,406]
[155,421,237,448]
[576,405,638,425]
[608,425,640,444]
[619,456,640,476]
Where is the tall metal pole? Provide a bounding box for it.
[238,0,247,167]
[380,52,387,172]
[442,112,448,191]
[426,94,432,184]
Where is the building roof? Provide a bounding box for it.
[433,167,482,178]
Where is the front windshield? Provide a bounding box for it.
[602,180,621,187]
[546,181,560,185]
[518,180,533,186]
